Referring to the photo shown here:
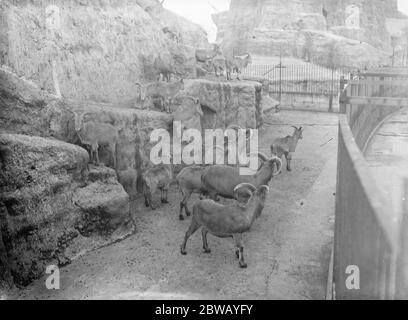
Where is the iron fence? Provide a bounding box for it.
[242,64,358,95]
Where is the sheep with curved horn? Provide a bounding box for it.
[201,152,282,204]
[180,183,269,268]
[270,126,303,172]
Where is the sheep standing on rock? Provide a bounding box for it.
[180,183,270,268]
[226,53,252,80]
[211,54,227,77]
[141,79,184,113]
[153,55,180,82]
[195,44,222,63]
[74,112,118,169]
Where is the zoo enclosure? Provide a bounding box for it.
[332,68,408,299]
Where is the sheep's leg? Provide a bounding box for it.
[209,191,219,202]
[144,194,149,207]
[112,142,117,170]
[286,152,292,171]
[160,187,164,202]
[201,227,211,253]
[233,234,247,268]
[277,154,284,174]
[161,186,169,204]
[180,219,200,255]
[147,192,155,210]
[93,144,99,166]
[179,189,192,220]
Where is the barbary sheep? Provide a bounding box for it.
[180,183,269,268]
[172,95,204,134]
[176,165,209,220]
[195,44,222,63]
[141,79,184,113]
[270,126,303,172]
[226,53,252,80]
[162,26,181,43]
[211,54,227,77]
[74,112,118,169]
[153,55,180,82]
[201,152,282,204]
[141,164,173,210]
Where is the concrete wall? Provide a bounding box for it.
[334,86,405,298]
[334,115,399,299]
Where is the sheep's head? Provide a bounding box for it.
[250,151,282,175]
[245,53,252,64]
[173,96,203,143]
[233,183,256,204]
[254,185,269,203]
[74,112,84,132]
[292,126,303,139]
[233,183,269,204]
[173,96,203,122]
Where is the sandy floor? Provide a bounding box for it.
[11,110,339,300]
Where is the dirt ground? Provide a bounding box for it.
[10,110,339,300]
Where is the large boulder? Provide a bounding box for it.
[72,180,130,237]
[179,79,263,130]
[0,133,132,286]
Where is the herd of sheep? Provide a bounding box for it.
[71,43,304,268]
[139,125,304,268]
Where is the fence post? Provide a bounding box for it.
[339,78,348,114]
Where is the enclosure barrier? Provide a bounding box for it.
[242,64,356,95]
[332,69,408,299]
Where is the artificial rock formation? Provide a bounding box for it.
[216,0,403,68]
[180,79,263,130]
[0,66,174,287]
[0,0,209,104]
[0,133,132,286]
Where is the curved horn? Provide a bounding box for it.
[258,185,270,193]
[249,151,269,162]
[271,156,282,175]
[233,183,256,193]
[291,126,299,130]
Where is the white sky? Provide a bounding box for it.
[164,0,408,43]
[163,0,230,42]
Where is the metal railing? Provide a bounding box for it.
[242,64,357,95]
